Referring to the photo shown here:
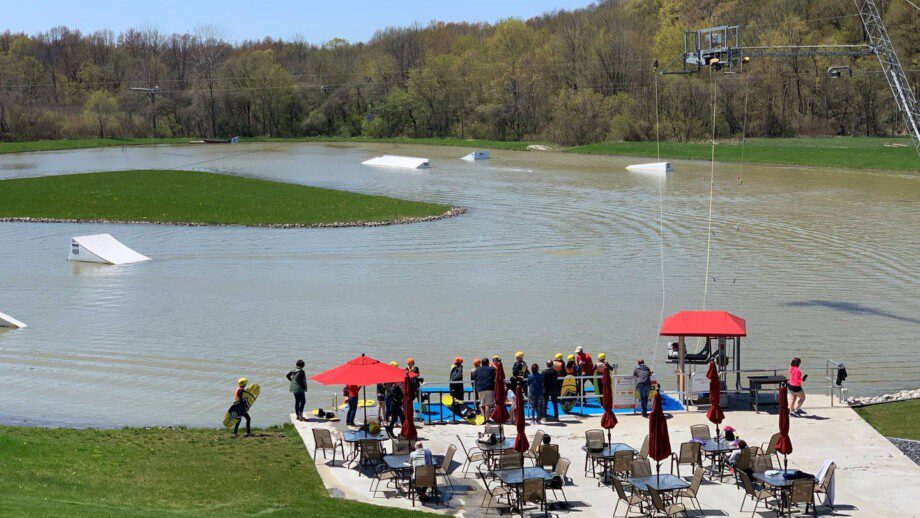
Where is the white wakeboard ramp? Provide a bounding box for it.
[626,162,672,175]
[361,155,430,169]
[68,234,151,265]
[461,151,490,161]
[0,311,26,328]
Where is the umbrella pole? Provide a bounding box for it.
[362,386,368,427]
[656,461,660,487]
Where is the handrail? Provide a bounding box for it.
[824,359,848,406]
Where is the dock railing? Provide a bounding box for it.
[824,359,849,406]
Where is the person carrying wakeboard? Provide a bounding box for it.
[231,378,253,436]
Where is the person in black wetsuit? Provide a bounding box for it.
[541,361,559,421]
[449,357,465,401]
[385,382,405,438]
[231,377,253,436]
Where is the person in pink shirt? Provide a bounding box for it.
[788,357,808,415]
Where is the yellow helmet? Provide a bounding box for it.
[567,354,575,361]
[237,377,248,386]
[554,353,563,360]
[390,361,398,367]
[515,351,524,358]
[598,353,606,360]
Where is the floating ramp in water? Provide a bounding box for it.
[626,162,672,175]
[461,151,490,161]
[68,234,151,265]
[0,311,26,328]
[361,155,430,169]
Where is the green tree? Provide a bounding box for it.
[549,88,613,146]
[83,90,119,138]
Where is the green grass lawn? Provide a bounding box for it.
[0,424,432,517]
[568,137,919,172]
[0,138,188,154]
[855,399,920,441]
[0,170,452,226]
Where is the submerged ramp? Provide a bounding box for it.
[0,311,26,328]
[626,162,672,175]
[461,151,490,161]
[361,155,430,169]
[68,234,151,265]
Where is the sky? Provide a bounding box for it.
[3,0,596,44]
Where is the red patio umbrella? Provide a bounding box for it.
[705,361,725,438]
[512,383,529,517]
[776,384,793,471]
[400,374,418,440]
[310,354,416,425]
[491,360,510,432]
[599,364,618,446]
[648,391,672,486]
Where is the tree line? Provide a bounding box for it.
[0,0,917,146]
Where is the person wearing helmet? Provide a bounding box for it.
[385,379,405,438]
[575,347,595,392]
[594,353,609,396]
[232,378,253,436]
[449,357,465,402]
[286,359,308,421]
[406,358,422,400]
[511,351,528,397]
[553,353,564,374]
[470,358,482,413]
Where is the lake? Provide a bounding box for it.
[0,142,917,427]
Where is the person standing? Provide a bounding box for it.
[470,358,482,412]
[527,363,545,424]
[344,384,360,426]
[594,353,609,396]
[449,357,465,401]
[231,377,253,437]
[476,357,496,422]
[286,360,308,421]
[541,360,560,421]
[511,351,528,396]
[633,359,653,417]
[385,381,405,438]
[788,357,808,415]
[575,347,595,391]
[406,358,422,399]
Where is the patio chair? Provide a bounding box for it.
[676,466,704,512]
[311,428,344,464]
[631,458,652,477]
[670,441,702,477]
[435,444,457,490]
[789,478,817,517]
[752,453,774,472]
[358,439,384,473]
[648,487,688,517]
[690,424,711,440]
[370,464,399,498]
[411,464,441,507]
[521,477,547,514]
[612,477,646,517]
[739,471,775,514]
[637,434,650,460]
[612,450,634,479]
[477,463,514,509]
[538,443,560,471]
[484,424,502,436]
[391,437,414,455]
[457,434,486,476]
[524,429,544,464]
[761,432,781,464]
[547,457,571,505]
[499,451,524,470]
[814,462,836,510]
[584,429,607,475]
[731,447,754,487]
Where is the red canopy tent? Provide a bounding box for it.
[659,310,747,401]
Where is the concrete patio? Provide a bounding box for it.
[292,394,920,516]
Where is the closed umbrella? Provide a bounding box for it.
[648,391,672,486]
[599,364,618,446]
[705,361,725,438]
[400,374,418,440]
[491,360,510,434]
[512,383,529,516]
[310,353,416,425]
[776,384,793,471]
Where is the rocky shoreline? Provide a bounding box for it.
[846,388,920,407]
[889,438,920,466]
[0,207,467,229]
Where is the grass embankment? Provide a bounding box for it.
[569,137,919,172]
[0,170,453,227]
[855,399,920,440]
[0,138,187,154]
[0,424,431,517]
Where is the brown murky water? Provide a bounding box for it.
[0,142,917,426]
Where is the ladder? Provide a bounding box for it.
[855,0,920,157]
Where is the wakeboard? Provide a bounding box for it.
[560,375,577,413]
[441,394,485,425]
[223,383,261,429]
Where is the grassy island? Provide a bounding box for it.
[0,170,455,227]
[0,424,431,517]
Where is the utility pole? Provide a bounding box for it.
[854,0,920,157]
[130,86,160,137]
